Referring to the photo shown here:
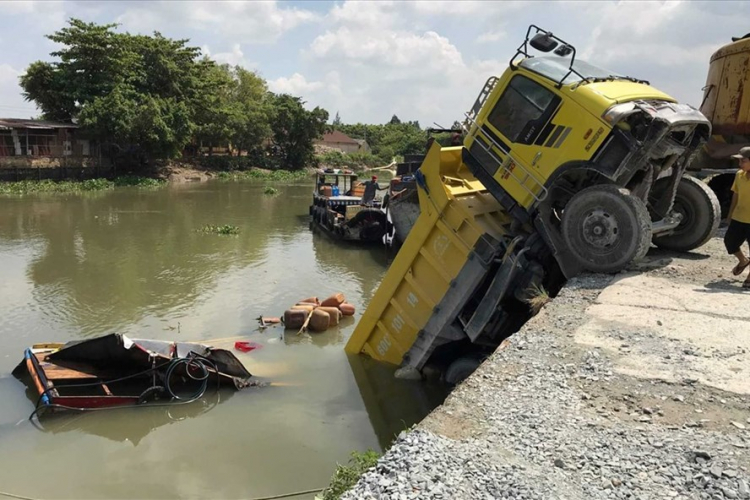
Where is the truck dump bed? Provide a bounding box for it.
[345,143,519,371]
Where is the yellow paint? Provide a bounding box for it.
[344,143,512,365]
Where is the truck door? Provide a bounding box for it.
[468,74,565,212]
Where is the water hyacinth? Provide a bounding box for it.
[0,176,165,195]
[198,225,240,235]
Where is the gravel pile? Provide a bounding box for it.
[343,245,750,499]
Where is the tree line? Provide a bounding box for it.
[20,19,457,172]
[21,19,328,170]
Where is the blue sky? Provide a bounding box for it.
[0,1,747,126]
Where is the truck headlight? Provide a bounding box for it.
[602,102,637,125]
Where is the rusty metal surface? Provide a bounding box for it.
[701,38,750,136]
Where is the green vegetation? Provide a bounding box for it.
[316,150,380,169]
[215,169,309,182]
[20,19,328,171]
[198,225,240,235]
[0,177,164,195]
[263,186,279,196]
[321,450,381,500]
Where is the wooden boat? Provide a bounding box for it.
[309,170,387,243]
[13,333,253,414]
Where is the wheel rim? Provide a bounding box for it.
[581,208,619,249]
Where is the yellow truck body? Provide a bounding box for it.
[345,143,514,367]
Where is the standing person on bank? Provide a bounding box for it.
[725,147,750,287]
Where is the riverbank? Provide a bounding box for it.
[0,165,312,194]
[343,234,750,499]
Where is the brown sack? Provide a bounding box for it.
[321,293,345,307]
[299,297,320,305]
[284,309,307,329]
[295,302,319,308]
[339,303,355,316]
[318,306,342,326]
[309,309,330,332]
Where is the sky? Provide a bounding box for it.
[0,0,747,127]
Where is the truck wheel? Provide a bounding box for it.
[652,176,720,251]
[561,184,651,273]
[444,355,482,385]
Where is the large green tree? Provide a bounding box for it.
[268,94,328,170]
[22,19,225,160]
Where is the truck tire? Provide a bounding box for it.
[652,176,720,252]
[561,184,651,274]
[444,355,482,385]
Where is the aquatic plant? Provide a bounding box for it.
[215,168,309,183]
[321,450,381,500]
[0,176,165,195]
[263,186,279,196]
[199,224,240,235]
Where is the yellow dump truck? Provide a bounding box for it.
[688,34,750,217]
[346,26,719,383]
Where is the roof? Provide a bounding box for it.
[0,118,78,130]
[318,130,359,145]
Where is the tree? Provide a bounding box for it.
[229,66,272,158]
[332,112,342,128]
[389,114,401,125]
[268,94,328,170]
[20,19,227,161]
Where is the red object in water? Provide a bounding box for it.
[234,341,262,353]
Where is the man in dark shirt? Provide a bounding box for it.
[361,175,386,205]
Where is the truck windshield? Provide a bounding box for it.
[519,56,621,85]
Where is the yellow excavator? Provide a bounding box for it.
[346,25,720,383]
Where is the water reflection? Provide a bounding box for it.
[31,391,232,446]
[347,354,449,450]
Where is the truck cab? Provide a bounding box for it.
[463,26,718,276]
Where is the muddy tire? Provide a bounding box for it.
[653,176,720,252]
[561,184,651,274]
[444,355,482,385]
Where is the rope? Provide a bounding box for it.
[0,490,40,500]
[0,486,326,500]
[248,487,325,500]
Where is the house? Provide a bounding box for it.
[315,130,369,154]
[0,118,94,164]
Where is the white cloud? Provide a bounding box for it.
[268,73,324,96]
[211,44,254,68]
[476,31,506,44]
[117,1,319,44]
[0,64,38,118]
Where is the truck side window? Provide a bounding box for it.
[487,75,558,144]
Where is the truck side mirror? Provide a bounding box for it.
[530,33,558,52]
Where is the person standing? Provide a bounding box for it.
[361,175,386,205]
[724,147,750,287]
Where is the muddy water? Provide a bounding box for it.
[0,180,447,500]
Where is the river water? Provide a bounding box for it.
[0,180,447,499]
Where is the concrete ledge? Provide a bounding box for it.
[344,237,750,499]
